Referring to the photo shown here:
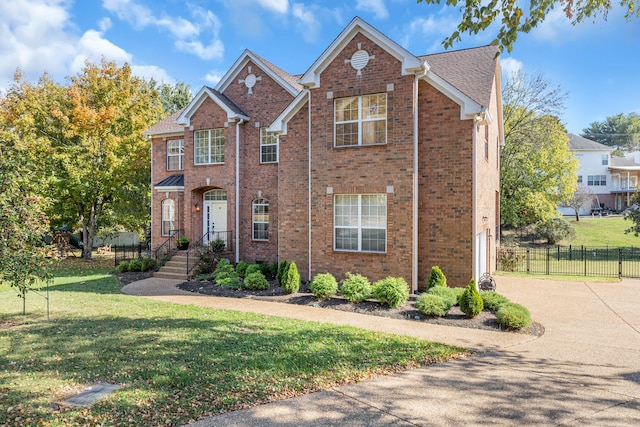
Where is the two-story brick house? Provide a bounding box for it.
[146,17,503,290]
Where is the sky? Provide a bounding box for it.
[1,0,638,134]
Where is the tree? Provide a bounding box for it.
[418,0,639,52]
[500,71,578,228]
[0,123,51,314]
[566,184,595,221]
[582,113,640,151]
[147,80,192,114]
[3,60,163,261]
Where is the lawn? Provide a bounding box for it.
[0,257,465,427]
[561,215,640,247]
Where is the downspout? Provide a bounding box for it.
[235,118,245,264]
[412,74,419,294]
[307,88,312,281]
[471,114,482,285]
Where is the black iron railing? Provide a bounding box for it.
[153,229,183,269]
[114,244,151,266]
[186,230,233,275]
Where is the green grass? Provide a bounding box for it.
[0,258,465,427]
[561,216,640,247]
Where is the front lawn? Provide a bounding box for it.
[0,258,465,426]
[562,216,640,247]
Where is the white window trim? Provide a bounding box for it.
[167,139,184,171]
[161,199,175,236]
[194,129,225,165]
[252,198,269,241]
[334,94,387,147]
[334,194,387,253]
[260,128,278,164]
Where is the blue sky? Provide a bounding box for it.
[1,0,638,134]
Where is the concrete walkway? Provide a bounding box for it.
[122,276,640,426]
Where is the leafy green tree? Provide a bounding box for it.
[625,191,640,236]
[500,71,577,228]
[147,80,192,114]
[418,0,639,52]
[582,113,640,151]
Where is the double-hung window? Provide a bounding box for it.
[252,198,269,240]
[334,194,386,252]
[161,199,175,236]
[335,93,387,146]
[587,175,607,186]
[260,128,278,163]
[194,129,225,164]
[167,139,184,170]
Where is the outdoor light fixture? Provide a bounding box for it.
[195,202,200,212]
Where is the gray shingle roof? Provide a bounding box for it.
[568,133,612,151]
[145,108,186,136]
[251,51,303,93]
[205,87,249,117]
[610,157,640,167]
[155,174,184,187]
[419,45,499,108]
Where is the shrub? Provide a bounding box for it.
[276,261,290,285]
[497,247,525,272]
[265,261,278,277]
[496,303,531,329]
[416,294,449,317]
[426,286,458,310]
[372,277,409,308]
[535,217,575,245]
[235,261,249,277]
[458,279,483,318]
[339,273,372,303]
[217,275,243,289]
[141,257,157,272]
[282,261,300,294]
[310,273,338,300]
[116,261,130,272]
[128,258,143,272]
[426,266,446,290]
[244,272,269,290]
[214,259,235,276]
[196,272,216,281]
[245,264,262,276]
[452,287,465,305]
[480,291,511,312]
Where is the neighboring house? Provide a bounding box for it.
[566,134,640,212]
[145,17,503,290]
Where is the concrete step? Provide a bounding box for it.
[153,271,189,280]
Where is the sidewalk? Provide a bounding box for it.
[122,276,640,426]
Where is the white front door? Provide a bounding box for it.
[203,190,227,246]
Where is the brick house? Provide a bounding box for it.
[146,17,503,290]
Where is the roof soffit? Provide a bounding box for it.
[176,87,249,126]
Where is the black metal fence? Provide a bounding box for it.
[498,245,640,278]
[114,244,151,266]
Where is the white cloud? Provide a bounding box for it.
[131,64,174,84]
[102,0,154,29]
[257,0,288,14]
[175,39,224,61]
[70,29,133,73]
[401,13,459,53]
[98,17,112,32]
[356,0,388,21]
[204,69,225,85]
[500,57,523,77]
[292,3,320,43]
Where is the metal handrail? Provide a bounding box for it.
[186,230,234,275]
[153,229,183,269]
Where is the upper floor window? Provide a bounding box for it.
[577,176,583,184]
[161,199,175,236]
[194,129,224,164]
[167,139,184,170]
[252,198,269,241]
[602,154,609,166]
[587,175,607,186]
[260,128,278,163]
[334,194,386,253]
[335,93,387,147]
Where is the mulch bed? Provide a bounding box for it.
[112,271,544,336]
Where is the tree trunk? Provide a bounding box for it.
[575,210,580,222]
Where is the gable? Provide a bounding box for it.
[176,86,249,127]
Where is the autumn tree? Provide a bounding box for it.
[582,112,640,151]
[500,71,577,228]
[418,0,640,52]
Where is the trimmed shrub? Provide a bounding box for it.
[265,261,278,277]
[117,261,130,272]
[416,294,449,317]
[458,279,484,318]
[128,258,143,272]
[480,291,511,312]
[141,257,157,272]
[244,271,269,290]
[426,286,458,310]
[218,276,243,289]
[214,259,235,277]
[426,266,447,290]
[245,264,262,276]
[276,260,290,285]
[340,273,372,303]
[310,273,338,300]
[372,277,410,308]
[282,261,300,294]
[452,287,465,305]
[235,261,249,277]
[496,303,531,329]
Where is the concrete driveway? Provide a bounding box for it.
[123,275,640,426]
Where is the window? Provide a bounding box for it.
[335,93,386,146]
[167,139,184,170]
[161,199,175,236]
[587,175,607,186]
[334,194,386,252]
[602,154,609,166]
[252,198,269,240]
[260,128,278,163]
[194,129,225,164]
[577,176,583,184]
